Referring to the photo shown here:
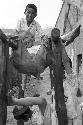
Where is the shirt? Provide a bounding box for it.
[16,18,44,45]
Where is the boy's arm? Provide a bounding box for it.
[61,25,81,46]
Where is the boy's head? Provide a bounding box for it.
[51,28,60,44]
[24,4,37,23]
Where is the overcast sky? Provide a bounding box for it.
[0,0,63,29]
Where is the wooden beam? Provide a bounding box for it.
[0,39,9,125]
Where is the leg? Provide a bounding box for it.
[10,96,47,115]
[61,25,81,45]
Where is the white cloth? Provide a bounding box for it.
[27,45,41,54]
[16,18,44,45]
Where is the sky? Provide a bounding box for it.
[0,0,63,29]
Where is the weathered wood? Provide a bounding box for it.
[17,73,24,125]
[51,42,68,125]
[0,39,9,125]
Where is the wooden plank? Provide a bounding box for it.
[0,39,9,125]
[17,73,24,125]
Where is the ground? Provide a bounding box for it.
[6,68,51,125]
[6,68,83,125]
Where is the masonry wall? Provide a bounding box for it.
[56,0,83,96]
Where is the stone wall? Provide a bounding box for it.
[55,1,83,124]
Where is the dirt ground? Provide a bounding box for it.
[6,68,83,125]
[6,68,51,125]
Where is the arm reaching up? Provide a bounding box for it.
[61,25,81,46]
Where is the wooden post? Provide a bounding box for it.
[82,114,83,125]
[17,73,24,125]
[0,39,9,125]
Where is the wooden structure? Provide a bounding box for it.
[0,36,24,125]
[0,39,9,125]
[17,73,24,125]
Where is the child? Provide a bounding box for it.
[16,4,44,89]
[17,4,44,46]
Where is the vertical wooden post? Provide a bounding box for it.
[0,39,9,125]
[17,73,24,125]
[82,113,83,125]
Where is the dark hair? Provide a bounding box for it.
[51,28,60,38]
[25,4,37,13]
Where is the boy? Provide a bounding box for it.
[17,4,44,46]
[16,4,44,91]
